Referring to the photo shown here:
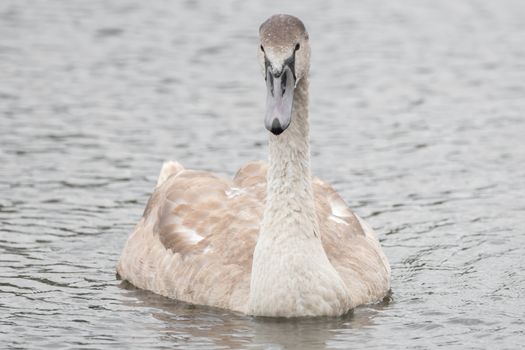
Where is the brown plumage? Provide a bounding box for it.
[117,160,390,313]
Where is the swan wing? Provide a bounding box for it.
[117,161,267,311]
[313,178,391,306]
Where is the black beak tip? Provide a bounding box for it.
[270,118,285,135]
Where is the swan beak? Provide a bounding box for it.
[264,65,295,135]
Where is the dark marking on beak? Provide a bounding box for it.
[281,70,287,96]
[268,73,274,96]
[270,118,284,135]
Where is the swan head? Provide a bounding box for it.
[258,14,310,135]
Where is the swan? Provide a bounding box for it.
[117,14,390,317]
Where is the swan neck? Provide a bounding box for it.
[265,76,315,236]
[267,78,313,210]
[248,75,350,317]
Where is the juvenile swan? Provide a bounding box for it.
[117,14,390,317]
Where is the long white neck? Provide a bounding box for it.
[248,76,350,317]
[265,76,317,239]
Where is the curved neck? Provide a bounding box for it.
[249,75,350,317]
[263,76,317,239]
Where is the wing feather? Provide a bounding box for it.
[118,160,389,311]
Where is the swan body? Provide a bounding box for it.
[117,14,390,317]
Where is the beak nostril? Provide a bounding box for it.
[268,73,274,97]
[281,71,287,96]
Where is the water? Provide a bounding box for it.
[1,0,525,349]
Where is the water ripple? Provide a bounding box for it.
[1,0,525,349]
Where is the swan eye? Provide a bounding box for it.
[295,43,300,51]
[260,45,265,53]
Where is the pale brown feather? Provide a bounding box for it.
[117,160,389,312]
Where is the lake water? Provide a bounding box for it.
[1,0,525,349]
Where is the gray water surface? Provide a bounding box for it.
[1,1,525,349]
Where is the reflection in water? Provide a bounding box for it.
[119,281,389,349]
